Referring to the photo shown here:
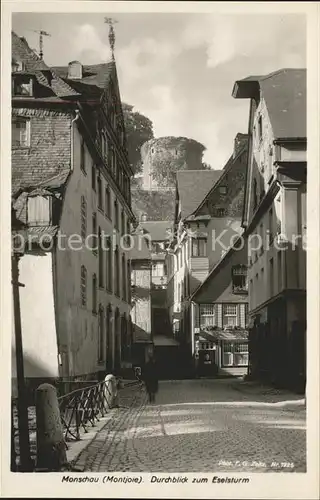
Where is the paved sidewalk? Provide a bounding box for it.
[71,379,306,473]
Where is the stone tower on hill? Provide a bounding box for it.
[141,136,206,190]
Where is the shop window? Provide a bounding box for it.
[222,342,248,367]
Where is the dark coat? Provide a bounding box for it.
[143,360,159,393]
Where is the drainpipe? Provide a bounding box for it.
[70,110,80,172]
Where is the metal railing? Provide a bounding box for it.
[57,380,113,442]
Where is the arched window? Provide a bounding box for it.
[92,273,97,314]
[81,265,87,306]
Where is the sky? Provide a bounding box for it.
[12,12,306,168]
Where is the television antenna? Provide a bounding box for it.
[27,29,51,60]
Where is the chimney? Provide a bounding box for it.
[68,60,83,80]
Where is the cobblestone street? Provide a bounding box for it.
[72,379,306,474]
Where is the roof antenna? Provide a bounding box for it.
[28,29,51,60]
[104,17,118,61]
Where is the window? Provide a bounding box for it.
[232,265,248,293]
[277,251,282,293]
[200,304,216,328]
[92,274,97,314]
[222,341,248,367]
[98,228,104,288]
[92,212,97,254]
[80,137,85,173]
[106,237,113,292]
[233,343,249,366]
[114,246,120,296]
[253,178,258,210]
[97,175,103,210]
[114,200,119,229]
[92,163,96,191]
[12,117,30,147]
[81,265,87,307]
[260,223,264,255]
[27,196,50,226]
[98,305,104,362]
[12,76,33,96]
[268,208,274,244]
[121,210,125,236]
[127,260,131,304]
[122,254,126,301]
[105,186,111,219]
[215,207,226,217]
[222,304,238,328]
[152,262,164,277]
[258,115,263,141]
[81,196,87,239]
[219,186,227,195]
[261,267,264,288]
[110,147,116,177]
[191,238,207,257]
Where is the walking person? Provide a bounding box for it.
[143,356,159,403]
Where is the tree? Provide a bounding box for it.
[122,103,154,175]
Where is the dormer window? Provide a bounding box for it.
[12,59,25,72]
[12,75,33,96]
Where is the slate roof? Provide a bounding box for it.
[130,234,152,261]
[139,221,173,242]
[52,63,114,91]
[12,32,79,98]
[233,68,306,139]
[176,170,223,220]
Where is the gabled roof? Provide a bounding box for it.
[232,68,306,139]
[139,220,173,242]
[12,31,79,99]
[176,170,223,220]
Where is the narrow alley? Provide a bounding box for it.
[71,379,306,474]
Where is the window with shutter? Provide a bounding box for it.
[27,196,51,226]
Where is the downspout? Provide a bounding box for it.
[70,110,80,172]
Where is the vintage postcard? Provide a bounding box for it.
[1,0,319,498]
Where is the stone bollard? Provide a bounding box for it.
[104,374,120,408]
[35,383,68,471]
